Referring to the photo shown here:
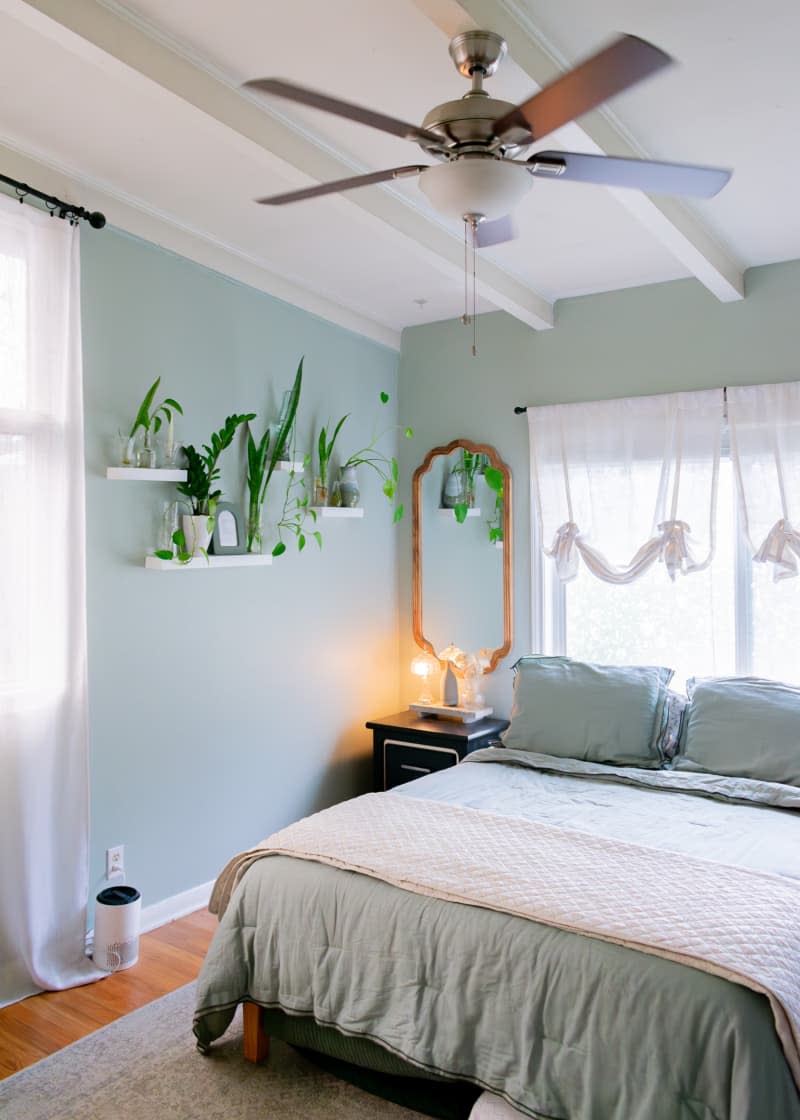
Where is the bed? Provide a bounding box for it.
[193,663,800,1120]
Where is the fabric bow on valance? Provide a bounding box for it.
[529,389,724,585]
[728,382,800,582]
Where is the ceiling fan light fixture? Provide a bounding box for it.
[418,158,531,222]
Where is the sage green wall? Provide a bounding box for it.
[397,260,800,714]
[81,228,400,911]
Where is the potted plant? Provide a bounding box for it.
[314,412,349,506]
[338,391,413,521]
[123,377,183,467]
[176,411,255,555]
[485,465,504,543]
[245,358,306,554]
[452,449,483,523]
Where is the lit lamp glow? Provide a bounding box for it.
[410,651,439,704]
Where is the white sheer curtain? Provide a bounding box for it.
[529,389,724,584]
[0,195,102,1005]
[728,381,800,581]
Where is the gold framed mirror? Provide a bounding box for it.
[412,439,512,674]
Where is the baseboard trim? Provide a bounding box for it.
[139,880,215,934]
[87,880,214,949]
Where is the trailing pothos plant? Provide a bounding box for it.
[340,391,413,522]
[245,358,321,558]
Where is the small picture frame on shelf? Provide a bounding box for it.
[210,502,246,555]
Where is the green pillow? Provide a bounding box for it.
[675,676,800,787]
[501,656,674,767]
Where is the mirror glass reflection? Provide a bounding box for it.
[413,440,512,673]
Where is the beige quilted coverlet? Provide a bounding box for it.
[210,792,800,1087]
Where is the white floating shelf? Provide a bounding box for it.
[311,506,364,518]
[275,460,305,473]
[145,554,273,571]
[107,467,187,482]
[438,507,481,518]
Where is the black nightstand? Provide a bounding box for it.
[366,710,509,792]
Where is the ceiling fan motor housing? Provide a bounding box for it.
[421,95,529,154]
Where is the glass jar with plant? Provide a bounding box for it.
[172,412,255,556]
[314,413,349,507]
[245,359,304,553]
[123,377,183,468]
[452,449,483,523]
[484,464,504,544]
[339,391,413,522]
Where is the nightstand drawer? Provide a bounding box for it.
[384,739,459,790]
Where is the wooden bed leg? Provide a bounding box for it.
[242,1001,270,1063]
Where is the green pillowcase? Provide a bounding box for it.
[675,676,800,787]
[501,656,674,767]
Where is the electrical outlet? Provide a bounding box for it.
[106,844,125,880]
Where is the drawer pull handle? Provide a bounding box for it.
[400,764,431,774]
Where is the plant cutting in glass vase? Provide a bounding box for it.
[123,376,183,467]
[484,465,504,543]
[339,391,413,521]
[452,449,483,523]
[314,412,349,507]
[155,411,255,561]
[245,358,309,555]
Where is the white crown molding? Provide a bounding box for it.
[414,0,745,302]
[0,138,403,350]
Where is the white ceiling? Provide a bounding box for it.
[0,0,796,348]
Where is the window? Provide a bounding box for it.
[537,451,799,688]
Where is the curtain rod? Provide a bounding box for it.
[514,387,729,414]
[0,173,106,229]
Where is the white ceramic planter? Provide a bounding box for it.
[182,513,213,556]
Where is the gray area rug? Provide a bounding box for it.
[0,983,425,1119]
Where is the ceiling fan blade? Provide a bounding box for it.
[244,78,444,147]
[256,165,428,206]
[494,34,672,145]
[476,215,517,248]
[529,150,731,198]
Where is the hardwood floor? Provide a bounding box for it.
[0,907,216,1080]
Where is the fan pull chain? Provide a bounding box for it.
[462,220,470,327]
[472,219,477,357]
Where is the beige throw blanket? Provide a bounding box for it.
[210,791,800,1088]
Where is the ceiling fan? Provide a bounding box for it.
[244,29,731,247]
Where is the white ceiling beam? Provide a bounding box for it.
[5,0,554,330]
[415,0,745,302]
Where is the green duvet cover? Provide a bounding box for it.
[194,753,800,1120]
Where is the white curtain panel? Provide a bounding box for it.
[529,389,724,584]
[728,381,800,581]
[0,195,102,1006]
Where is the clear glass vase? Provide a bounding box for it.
[247,502,264,554]
[313,477,328,507]
[137,429,156,469]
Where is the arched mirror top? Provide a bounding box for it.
[412,439,512,675]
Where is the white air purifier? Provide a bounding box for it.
[93,885,141,972]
